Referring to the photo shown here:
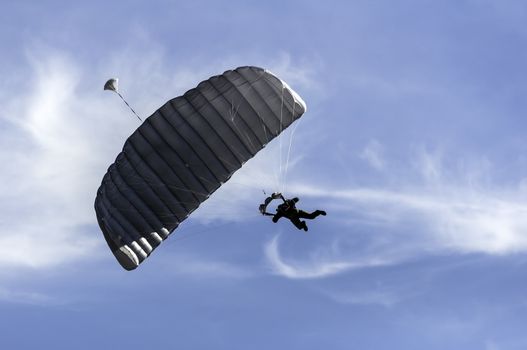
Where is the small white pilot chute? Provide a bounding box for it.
[104,78,119,93]
[104,78,143,122]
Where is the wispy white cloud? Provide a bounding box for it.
[264,235,393,279]
[413,147,444,184]
[158,253,253,280]
[0,286,58,306]
[320,288,405,307]
[520,178,527,193]
[263,147,527,279]
[0,51,108,269]
[359,139,385,170]
[265,52,320,92]
[295,184,527,255]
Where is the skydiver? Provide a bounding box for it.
[260,193,326,231]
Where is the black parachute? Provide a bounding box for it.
[95,66,306,270]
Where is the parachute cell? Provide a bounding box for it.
[95,66,306,270]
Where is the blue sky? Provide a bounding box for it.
[1,1,527,349]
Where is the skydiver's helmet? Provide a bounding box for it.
[292,197,299,203]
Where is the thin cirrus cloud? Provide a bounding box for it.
[155,252,254,280]
[264,234,394,279]
[264,144,527,280]
[0,52,106,269]
[359,138,385,170]
[0,285,64,306]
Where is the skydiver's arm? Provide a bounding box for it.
[262,212,274,216]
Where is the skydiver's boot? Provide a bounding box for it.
[301,221,308,232]
[316,210,327,216]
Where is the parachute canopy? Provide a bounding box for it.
[95,66,307,270]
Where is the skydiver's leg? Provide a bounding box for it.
[290,216,308,231]
[297,210,326,220]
